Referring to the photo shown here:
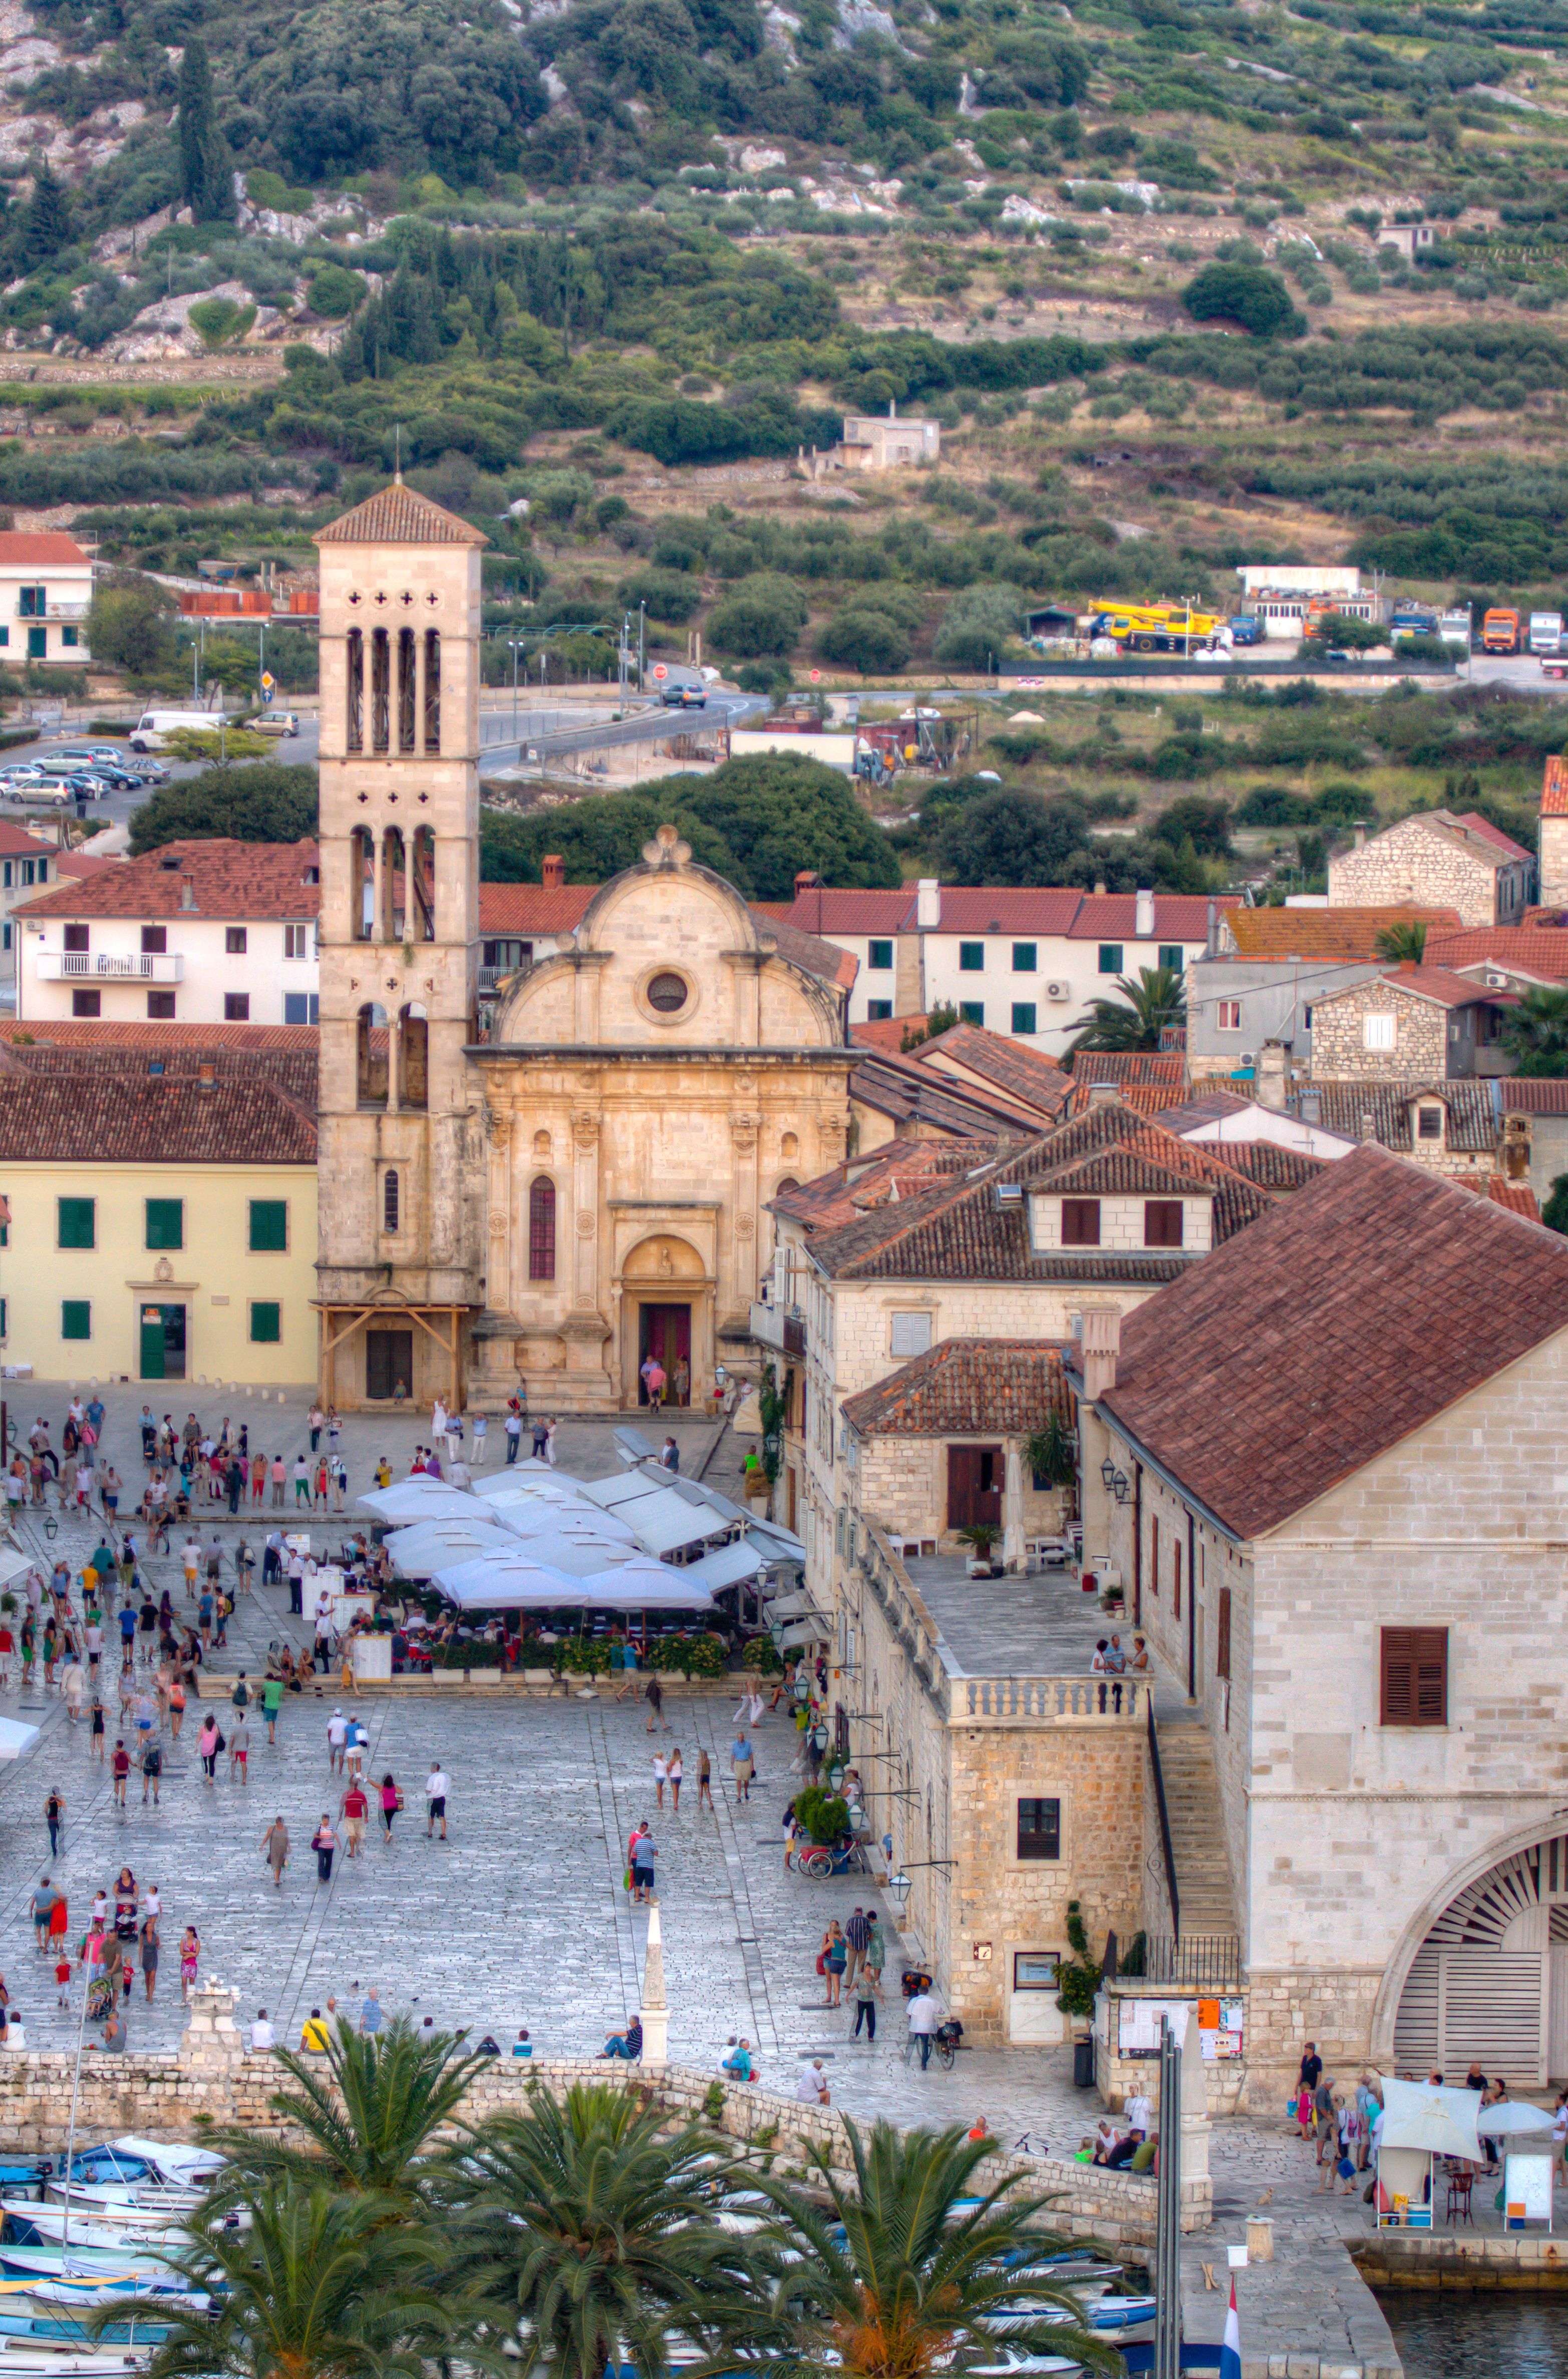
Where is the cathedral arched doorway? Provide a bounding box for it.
[1390,1831,1568,2086]
[618,1233,710,1410]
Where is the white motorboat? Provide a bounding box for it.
[0,2212,182,2258]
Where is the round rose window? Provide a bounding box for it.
[646,971,689,1013]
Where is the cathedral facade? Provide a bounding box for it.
[312,483,855,1412]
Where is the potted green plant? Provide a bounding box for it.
[958,1521,1003,1577]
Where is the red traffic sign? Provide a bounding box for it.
[810,669,821,683]
[652,664,668,681]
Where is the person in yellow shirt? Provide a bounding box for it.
[374,1457,392,1489]
[300,2007,329,2053]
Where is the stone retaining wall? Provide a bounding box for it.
[0,1989,1205,2245]
[1352,2233,1568,2289]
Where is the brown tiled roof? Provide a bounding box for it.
[316,480,488,547]
[478,884,596,935]
[1219,905,1460,961]
[1073,1051,1188,1090]
[776,887,916,934]
[53,854,117,881]
[0,531,89,567]
[1311,963,1496,1013]
[1450,1172,1541,1220]
[913,1023,1072,1120]
[1150,1090,1256,1134]
[1499,1079,1568,1114]
[21,840,320,922]
[852,1014,926,1053]
[850,1051,1043,1137]
[0,1020,318,1055]
[1200,1143,1329,1193]
[1427,929,1568,981]
[1066,893,1234,943]
[0,825,58,860]
[1543,755,1568,820]
[1393,808,1525,874]
[843,1339,1070,1439]
[1453,811,1533,864]
[1093,1143,1568,1539]
[772,1140,997,1232]
[1307,1079,1497,1155]
[936,887,1084,935]
[754,911,859,992]
[0,1063,317,1165]
[812,1101,1275,1282]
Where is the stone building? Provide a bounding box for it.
[1073,1146,1568,2099]
[1328,810,1534,927]
[311,479,856,1411]
[1540,754,1568,909]
[1307,963,1510,1081]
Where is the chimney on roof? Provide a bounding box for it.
[1257,1039,1287,1111]
[888,398,896,421]
[1081,1306,1120,1400]
[1088,1083,1121,1107]
[1354,823,1367,852]
[795,869,821,898]
[1094,880,1106,899]
[915,877,939,930]
[197,1061,215,1091]
[179,873,197,912]
[1360,1110,1376,1142]
[1135,887,1155,940]
[541,854,564,892]
[1206,898,1218,960]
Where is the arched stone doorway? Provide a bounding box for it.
[617,1233,711,1410]
[1388,1829,1568,2086]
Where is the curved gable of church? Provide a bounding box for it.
[489,825,841,1048]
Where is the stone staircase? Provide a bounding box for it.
[1155,1722,1240,1939]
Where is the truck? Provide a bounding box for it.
[1482,608,1522,654]
[1228,615,1264,646]
[1086,601,1225,655]
[1389,605,1438,637]
[1438,609,1473,652]
[1529,611,1564,656]
[128,708,232,753]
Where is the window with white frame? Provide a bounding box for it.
[1363,1011,1397,1051]
[890,1310,933,1359]
[1217,999,1242,1031]
[283,923,310,959]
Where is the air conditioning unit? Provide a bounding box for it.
[1485,970,1509,989]
[1239,1051,1257,1068]
[1045,979,1071,1001]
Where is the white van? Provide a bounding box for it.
[129,709,232,753]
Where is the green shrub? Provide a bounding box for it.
[188,298,256,348]
[816,609,911,674]
[742,1636,784,1675]
[306,263,367,319]
[246,168,315,216]
[794,1786,850,1845]
[1180,261,1302,338]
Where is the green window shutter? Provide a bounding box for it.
[248,1200,288,1253]
[959,1000,984,1025]
[1012,942,1037,972]
[61,1300,91,1342]
[145,1198,183,1251]
[58,1196,94,1250]
[958,941,985,973]
[1098,943,1124,975]
[1012,1003,1038,1035]
[249,1301,282,1345]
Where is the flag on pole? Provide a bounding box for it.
[1220,2278,1241,2379]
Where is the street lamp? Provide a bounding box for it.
[810,1720,829,1754]
[507,639,527,743]
[1100,1457,1117,1490]
[887,1869,911,1913]
[826,1756,846,1793]
[792,1674,811,1704]
[1112,1471,1130,1503]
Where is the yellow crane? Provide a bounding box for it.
[1086,600,1225,652]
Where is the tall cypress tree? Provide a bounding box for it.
[19,164,71,271]
[177,38,234,222]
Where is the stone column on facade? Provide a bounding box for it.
[180,1980,244,2082]
[1002,1437,1026,1571]
[639,1897,669,2067]
[486,1107,513,1319]
[729,1113,760,1318]
[570,1109,600,1312]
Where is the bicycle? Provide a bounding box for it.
[904,2024,958,2072]
[1012,2130,1050,2158]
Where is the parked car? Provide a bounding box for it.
[252,711,299,737]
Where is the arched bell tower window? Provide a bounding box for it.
[528,1176,556,1282]
[383,1170,400,1233]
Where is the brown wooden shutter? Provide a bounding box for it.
[1380,1626,1447,1727]
[1062,1198,1101,1246]
[1173,1539,1181,1620]
[1150,1516,1158,1599]
[1216,1587,1231,1682]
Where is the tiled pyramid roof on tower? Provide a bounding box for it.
[316,480,489,547]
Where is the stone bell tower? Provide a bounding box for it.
[312,480,487,1411]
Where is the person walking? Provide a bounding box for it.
[822,1919,847,2009]
[425,1761,450,1841]
[43,1787,63,1860]
[844,1906,870,1990]
[851,1962,877,2043]
[261,1816,289,1889]
[308,1404,324,1454]
[379,1773,399,1842]
[141,1734,162,1806]
[359,1987,382,2036]
[327,1708,349,1773]
[138,1912,158,2004]
[652,1750,667,1810]
[179,1926,199,2004]
[865,1913,886,1998]
[631,1824,657,1904]
[471,1412,488,1467]
[31,1879,60,1954]
[229,1713,249,1784]
[262,1673,284,1744]
[645,1675,667,1735]
[504,1408,522,1465]
[906,1983,939,2069]
[312,1815,338,1883]
[340,1779,367,1859]
[667,1747,683,1811]
[731,1730,754,1804]
[198,1714,220,1782]
[697,1747,713,1812]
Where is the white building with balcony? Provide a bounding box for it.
[15,839,321,1025]
[0,531,93,664]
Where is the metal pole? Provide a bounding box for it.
[60,1931,97,2250]
[638,603,646,695]
[1153,2016,1183,2379]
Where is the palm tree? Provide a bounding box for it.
[205,2015,487,2215]
[1374,921,1427,963]
[460,2080,762,2379]
[740,2118,1123,2379]
[90,2182,467,2379]
[1069,964,1185,1055]
[1501,983,1568,1077]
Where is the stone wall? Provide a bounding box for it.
[858,1436,1065,1550]
[1540,815,1568,911]
[1096,1982,1248,2118]
[6,1987,1208,2242]
[1327,818,1504,929]
[1309,978,1453,1083]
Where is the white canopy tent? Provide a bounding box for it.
[384,1519,521,1578]
[0,1547,37,1592]
[359,1482,484,1524]
[498,1504,639,1546]
[0,1714,39,1760]
[432,1551,714,1614]
[672,1541,765,1593]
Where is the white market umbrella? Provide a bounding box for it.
[0,1714,39,1760]
[569,1557,716,1611]
[500,1505,638,1546]
[1477,2102,1554,2139]
[472,1474,585,1507]
[359,1482,482,1523]
[432,1554,580,1609]
[512,1533,642,1576]
[385,1519,520,1578]
[1378,2077,1484,2160]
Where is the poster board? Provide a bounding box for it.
[1504,2151,1553,2230]
[1117,1995,1244,2060]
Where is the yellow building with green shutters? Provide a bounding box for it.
[0,1026,318,1387]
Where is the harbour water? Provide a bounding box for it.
[1378,2289,1568,2376]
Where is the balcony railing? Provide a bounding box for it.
[749,1298,805,1359]
[955,1675,1149,1723]
[37,952,184,982]
[18,602,89,623]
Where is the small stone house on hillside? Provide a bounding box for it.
[1072,1145,1568,2101]
[1328,810,1534,927]
[1306,1079,1502,1177]
[1307,964,1512,1081]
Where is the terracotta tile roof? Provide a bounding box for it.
[852,1014,925,1053]
[0,825,58,860]
[1198,1142,1329,1193]
[0,1049,317,1166]
[1498,1078,1568,1114]
[20,840,320,923]
[316,480,488,547]
[1219,905,1460,961]
[1450,1172,1541,1220]
[776,887,916,935]
[1071,1081,1186,1117]
[1066,894,1234,943]
[1543,755,1568,819]
[912,1023,1073,1120]
[842,1338,1070,1439]
[0,1020,318,1055]
[850,1051,1044,1137]
[1426,929,1568,982]
[1306,1078,1498,1155]
[1092,1143,1568,1539]
[477,883,596,935]
[1150,1090,1255,1134]
[1453,811,1534,864]
[0,531,89,568]
[1315,963,1495,1010]
[52,853,116,881]
[1073,1050,1188,1090]
[773,1140,998,1232]
[754,911,859,992]
[936,887,1084,935]
[811,1100,1275,1282]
